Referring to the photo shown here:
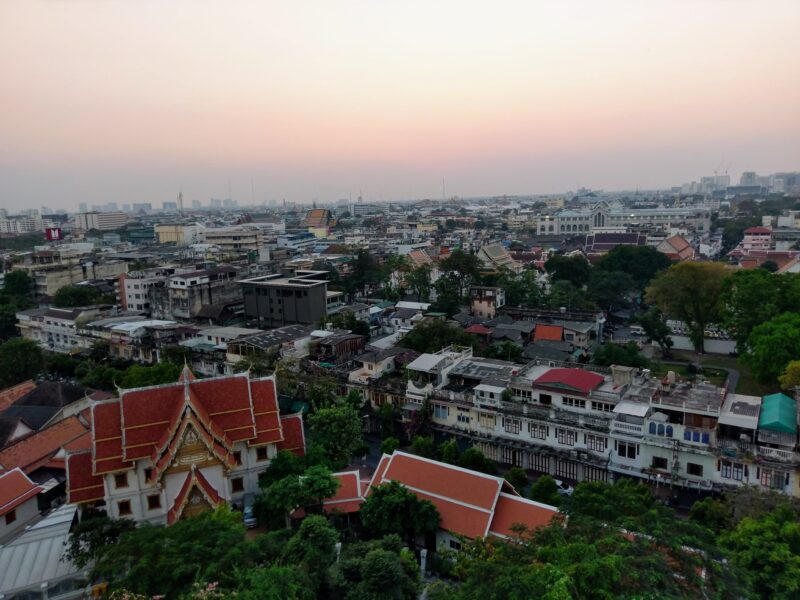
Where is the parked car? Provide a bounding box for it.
[243,493,258,529]
[554,479,574,496]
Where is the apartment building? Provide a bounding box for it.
[149,267,243,322]
[469,286,506,319]
[74,212,127,232]
[154,224,205,246]
[118,268,174,313]
[402,348,800,497]
[23,260,129,302]
[240,270,342,328]
[16,307,105,354]
[203,226,266,259]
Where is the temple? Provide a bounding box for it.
[65,368,304,524]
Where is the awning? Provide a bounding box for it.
[758,393,797,434]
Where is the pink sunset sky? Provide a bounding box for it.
[1,0,799,210]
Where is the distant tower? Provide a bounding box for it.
[178,191,184,217]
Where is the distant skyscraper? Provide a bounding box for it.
[223,198,237,208]
[209,198,222,208]
[78,202,88,213]
[192,199,202,209]
[162,201,178,211]
[41,206,52,215]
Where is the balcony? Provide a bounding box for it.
[611,421,643,436]
[757,446,799,463]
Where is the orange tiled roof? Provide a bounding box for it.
[366,452,557,539]
[0,467,43,516]
[0,380,37,413]
[0,415,88,474]
[534,324,563,342]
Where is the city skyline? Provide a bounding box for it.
[1,0,799,211]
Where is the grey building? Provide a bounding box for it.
[240,270,342,328]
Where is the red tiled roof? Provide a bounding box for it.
[66,451,105,504]
[295,470,364,517]
[744,226,771,234]
[167,466,223,525]
[488,493,559,538]
[369,452,503,538]
[92,401,131,475]
[0,416,88,474]
[0,468,43,516]
[250,379,283,446]
[0,380,37,413]
[465,324,492,335]
[534,368,604,395]
[276,413,305,456]
[534,324,563,342]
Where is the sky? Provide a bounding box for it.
[1,0,799,211]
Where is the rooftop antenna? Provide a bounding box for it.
[178,190,184,217]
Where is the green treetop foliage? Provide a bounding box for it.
[592,341,649,369]
[119,363,183,389]
[779,360,800,391]
[635,307,674,357]
[439,249,481,297]
[497,268,544,308]
[398,320,474,353]
[405,264,432,302]
[329,536,420,600]
[0,337,44,387]
[259,465,339,528]
[646,261,728,352]
[586,270,636,312]
[319,310,370,338]
[594,245,671,291]
[744,312,800,384]
[544,255,591,287]
[359,481,440,548]
[307,402,364,469]
[52,284,107,308]
[719,270,800,351]
[482,341,523,362]
[528,475,561,507]
[283,515,341,595]
[545,280,594,311]
[503,467,529,494]
[1,270,33,302]
[430,273,464,317]
[457,446,496,475]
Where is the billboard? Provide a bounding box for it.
[45,227,62,241]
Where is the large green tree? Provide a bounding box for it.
[635,307,674,357]
[592,341,649,369]
[52,284,102,307]
[744,312,800,384]
[260,465,340,528]
[645,261,728,352]
[595,245,671,291]
[405,265,432,302]
[398,320,474,353]
[544,255,590,287]
[439,249,481,297]
[308,403,364,469]
[0,337,44,387]
[586,270,635,312]
[360,481,440,548]
[329,536,420,600]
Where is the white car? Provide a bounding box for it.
[554,479,574,496]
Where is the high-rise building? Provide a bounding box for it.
[78,203,88,213]
[74,211,127,231]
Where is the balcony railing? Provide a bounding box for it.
[611,421,643,436]
[757,446,798,463]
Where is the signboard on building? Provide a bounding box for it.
[45,227,62,241]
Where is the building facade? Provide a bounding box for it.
[240,270,341,328]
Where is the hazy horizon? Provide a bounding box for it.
[2,0,799,212]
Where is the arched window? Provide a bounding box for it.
[666,426,673,438]
[657,424,665,436]
[649,423,656,434]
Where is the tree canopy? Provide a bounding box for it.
[359,481,440,547]
[398,320,474,354]
[595,245,671,290]
[0,337,44,387]
[544,255,591,287]
[307,402,365,469]
[744,312,800,384]
[646,262,728,352]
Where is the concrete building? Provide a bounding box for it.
[469,286,506,319]
[240,270,342,328]
[118,268,174,313]
[155,223,205,246]
[74,212,127,232]
[203,226,265,258]
[149,267,243,322]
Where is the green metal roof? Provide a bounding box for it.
[758,393,797,434]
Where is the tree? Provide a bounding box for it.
[595,245,671,291]
[592,342,649,369]
[119,363,182,389]
[359,481,440,547]
[744,312,800,384]
[635,307,674,357]
[779,360,800,391]
[380,436,400,455]
[688,497,731,536]
[0,304,21,339]
[308,403,364,469]
[52,284,102,307]
[398,320,473,354]
[350,250,382,297]
[439,249,481,297]
[482,341,523,362]
[430,274,464,317]
[0,337,44,387]
[406,265,432,302]
[718,269,793,350]
[722,506,800,600]
[261,466,340,528]
[232,565,314,600]
[406,398,433,439]
[499,269,543,308]
[65,511,136,569]
[160,344,193,366]
[545,280,592,311]
[259,450,304,488]
[544,255,590,287]
[329,538,420,600]
[437,438,460,464]
[283,515,340,594]
[81,507,252,598]
[458,447,496,474]
[504,467,528,494]
[529,475,560,506]
[410,435,436,459]
[233,350,278,377]
[586,270,635,312]
[2,270,33,300]
[645,262,728,352]
[761,260,779,273]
